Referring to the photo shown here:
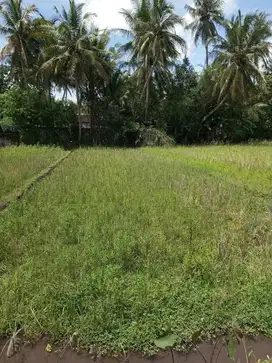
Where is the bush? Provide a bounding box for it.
[0,88,77,146]
[136,127,174,147]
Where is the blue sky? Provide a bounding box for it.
[1,0,272,69]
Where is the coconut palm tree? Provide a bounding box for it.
[185,0,224,68]
[204,10,272,120]
[120,0,186,121]
[40,0,109,142]
[0,0,39,88]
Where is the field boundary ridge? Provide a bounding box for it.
[0,151,72,212]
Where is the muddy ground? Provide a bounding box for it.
[1,337,272,363]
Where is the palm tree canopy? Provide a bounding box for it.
[118,0,187,121]
[120,0,186,66]
[185,0,224,46]
[0,0,38,39]
[39,0,111,142]
[0,0,39,84]
[211,10,272,103]
[40,0,108,88]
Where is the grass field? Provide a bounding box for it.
[0,145,272,353]
[0,145,68,201]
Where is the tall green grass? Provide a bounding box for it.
[0,145,68,200]
[143,145,272,194]
[0,147,271,353]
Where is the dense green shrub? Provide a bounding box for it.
[159,63,272,144]
[136,127,174,147]
[0,88,77,146]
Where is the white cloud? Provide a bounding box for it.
[168,1,194,59]
[225,0,238,15]
[82,0,132,30]
[80,0,194,57]
[79,0,238,60]
[180,8,195,58]
[75,0,238,31]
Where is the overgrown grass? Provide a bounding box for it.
[0,146,271,353]
[0,145,68,201]
[143,144,272,194]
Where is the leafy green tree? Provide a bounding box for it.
[185,0,223,67]
[0,87,77,145]
[0,65,13,92]
[161,57,199,141]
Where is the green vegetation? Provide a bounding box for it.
[144,144,272,194]
[0,145,68,200]
[0,146,271,353]
[0,88,77,146]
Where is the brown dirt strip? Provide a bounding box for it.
[0,151,72,212]
[0,337,272,363]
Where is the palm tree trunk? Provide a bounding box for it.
[205,44,209,68]
[20,57,28,90]
[87,81,96,145]
[145,69,152,123]
[145,84,149,123]
[19,37,28,91]
[75,84,82,144]
[203,94,228,122]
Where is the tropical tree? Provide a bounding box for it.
[120,0,187,121]
[204,10,272,120]
[40,0,109,142]
[185,0,224,67]
[0,64,13,92]
[0,0,40,88]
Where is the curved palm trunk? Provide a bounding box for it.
[203,94,227,122]
[205,44,209,68]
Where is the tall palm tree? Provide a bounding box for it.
[185,0,223,68]
[204,10,272,120]
[120,0,186,121]
[0,0,39,89]
[40,0,109,142]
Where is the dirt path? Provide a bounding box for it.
[1,337,272,363]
